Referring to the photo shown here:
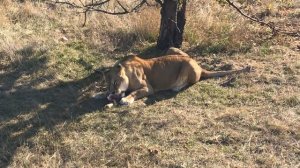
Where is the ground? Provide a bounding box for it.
[0,0,299,167]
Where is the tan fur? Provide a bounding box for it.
[106,52,250,105]
[165,47,189,56]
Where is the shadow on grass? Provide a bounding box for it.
[144,85,194,106]
[186,43,252,57]
[144,91,179,105]
[0,47,108,167]
[137,45,166,59]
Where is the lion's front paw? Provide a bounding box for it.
[120,96,134,105]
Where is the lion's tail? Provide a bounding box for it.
[201,66,251,79]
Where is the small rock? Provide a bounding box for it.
[104,103,114,109]
[60,36,68,42]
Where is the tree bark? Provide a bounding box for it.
[157,0,186,50]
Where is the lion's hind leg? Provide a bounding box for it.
[171,65,190,92]
[172,83,188,92]
[171,60,201,92]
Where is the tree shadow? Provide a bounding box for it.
[0,46,109,167]
[137,45,166,59]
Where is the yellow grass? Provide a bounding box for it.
[0,0,299,167]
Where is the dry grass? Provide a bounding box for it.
[0,0,299,167]
[185,0,256,54]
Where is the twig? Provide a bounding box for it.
[78,0,85,7]
[116,0,129,13]
[168,18,181,33]
[86,0,110,7]
[280,30,300,37]
[82,9,89,27]
[132,0,147,12]
[54,0,82,9]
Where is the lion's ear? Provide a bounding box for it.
[95,67,111,81]
[95,67,111,73]
[117,63,124,69]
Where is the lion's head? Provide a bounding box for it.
[105,64,129,101]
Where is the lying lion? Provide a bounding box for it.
[104,48,250,105]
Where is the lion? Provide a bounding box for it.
[104,48,250,105]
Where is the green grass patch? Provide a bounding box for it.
[49,41,104,80]
[176,83,235,108]
[259,42,272,56]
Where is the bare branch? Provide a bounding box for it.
[86,7,129,15]
[116,0,129,13]
[86,0,110,7]
[82,9,89,27]
[54,0,151,26]
[225,0,277,35]
[132,0,147,12]
[225,0,300,37]
[54,0,82,9]
[78,0,85,7]
[55,0,148,15]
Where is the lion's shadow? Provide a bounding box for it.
[144,91,178,105]
[144,86,192,105]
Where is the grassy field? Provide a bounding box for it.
[0,0,299,167]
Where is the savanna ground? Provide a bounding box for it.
[0,0,299,167]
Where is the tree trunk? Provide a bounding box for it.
[157,0,186,50]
